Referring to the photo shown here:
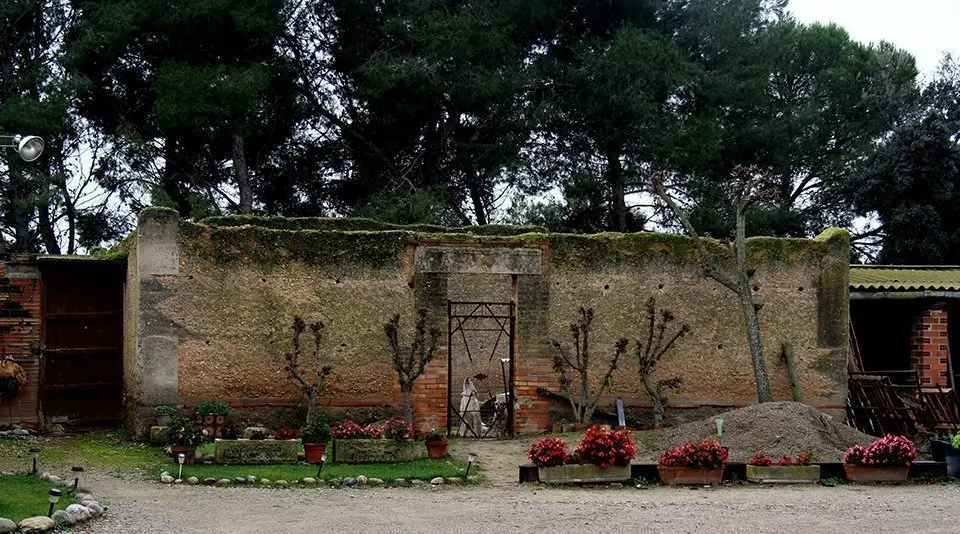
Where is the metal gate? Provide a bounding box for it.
[41,260,125,428]
[446,301,515,438]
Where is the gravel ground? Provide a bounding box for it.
[74,476,960,534]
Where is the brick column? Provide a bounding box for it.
[911,308,949,387]
[399,351,448,434]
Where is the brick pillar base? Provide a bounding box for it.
[392,349,448,434]
[514,357,557,433]
[911,308,949,387]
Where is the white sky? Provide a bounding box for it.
[788,0,960,79]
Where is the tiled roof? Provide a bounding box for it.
[850,266,960,291]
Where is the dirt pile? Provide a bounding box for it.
[638,402,875,463]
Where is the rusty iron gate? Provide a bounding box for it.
[446,301,515,438]
[41,260,125,427]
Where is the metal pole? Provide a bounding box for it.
[507,301,516,438]
[446,300,453,438]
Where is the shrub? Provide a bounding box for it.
[844,445,868,465]
[194,401,229,415]
[165,418,206,447]
[572,426,636,468]
[659,440,728,469]
[424,429,445,442]
[300,421,330,444]
[952,433,960,450]
[527,437,569,467]
[153,405,177,417]
[381,418,414,441]
[748,452,772,466]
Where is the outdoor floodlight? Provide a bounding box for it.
[1,135,44,162]
[47,488,62,517]
[29,447,41,474]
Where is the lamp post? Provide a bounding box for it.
[72,466,84,492]
[177,453,186,480]
[0,134,44,162]
[29,447,40,475]
[315,449,328,478]
[47,488,61,517]
[465,451,477,478]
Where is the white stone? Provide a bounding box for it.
[216,478,231,485]
[445,477,462,484]
[66,504,91,523]
[367,478,384,486]
[356,475,368,485]
[274,479,289,486]
[430,477,444,485]
[259,478,271,485]
[0,518,17,534]
[161,475,175,484]
[302,477,316,484]
[84,502,105,517]
[18,516,54,533]
[186,476,199,485]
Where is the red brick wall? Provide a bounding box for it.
[392,351,449,434]
[911,308,949,387]
[0,259,41,428]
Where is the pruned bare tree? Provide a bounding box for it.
[385,309,440,423]
[635,297,691,426]
[551,307,628,424]
[283,316,332,426]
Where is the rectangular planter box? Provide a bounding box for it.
[746,465,820,483]
[332,439,424,464]
[658,466,724,486]
[214,439,299,464]
[843,464,909,483]
[538,464,632,484]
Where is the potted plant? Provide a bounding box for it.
[300,421,330,464]
[745,451,819,483]
[0,358,26,397]
[945,434,960,477]
[843,434,916,482]
[658,440,727,486]
[533,426,635,484]
[930,435,952,462]
[165,418,206,463]
[194,401,229,437]
[424,429,448,459]
[153,405,177,427]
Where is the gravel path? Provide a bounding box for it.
[74,475,960,534]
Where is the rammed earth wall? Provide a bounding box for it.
[123,208,850,435]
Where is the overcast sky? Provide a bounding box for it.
[787,0,960,79]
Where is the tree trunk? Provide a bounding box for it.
[163,137,192,217]
[734,206,773,402]
[606,150,628,232]
[467,182,488,225]
[401,387,413,424]
[232,133,253,214]
[305,389,317,426]
[642,375,663,426]
[38,202,60,254]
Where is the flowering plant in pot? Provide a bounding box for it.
[947,434,960,477]
[658,440,728,486]
[533,427,635,483]
[424,429,448,459]
[153,405,177,427]
[300,421,330,464]
[843,434,916,482]
[194,401,229,438]
[330,420,381,439]
[746,451,819,483]
[381,418,414,441]
[165,418,206,463]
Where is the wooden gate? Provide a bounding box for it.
[40,260,125,427]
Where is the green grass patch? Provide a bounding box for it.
[0,475,76,522]
[0,431,168,478]
[174,458,476,483]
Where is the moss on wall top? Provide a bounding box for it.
[176,216,839,270]
[199,215,547,236]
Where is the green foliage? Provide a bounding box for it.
[194,401,230,416]
[951,434,960,450]
[165,417,206,447]
[300,422,330,444]
[153,405,178,417]
[0,475,76,522]
[167,458,473,484]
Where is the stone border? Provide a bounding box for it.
[158,471,482,488]
[0,471,105,533]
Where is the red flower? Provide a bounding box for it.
[573,426,635,468]
[528,437,569,467]
[748,451,772,466]
[659,440,727,468]
[846,435,916,466]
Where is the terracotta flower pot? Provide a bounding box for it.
[843,464,908,483]
[425,439,448,459]
[170,444,196,464]
[304,442,328,464]
[658,465,724,486]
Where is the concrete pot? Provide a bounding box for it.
[658,465,724,486]
[332,439,424,463]
[843,464,908,482]
[538,464,632,484]
[746,464,820,483]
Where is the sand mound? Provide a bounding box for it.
[641,402,875,463]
